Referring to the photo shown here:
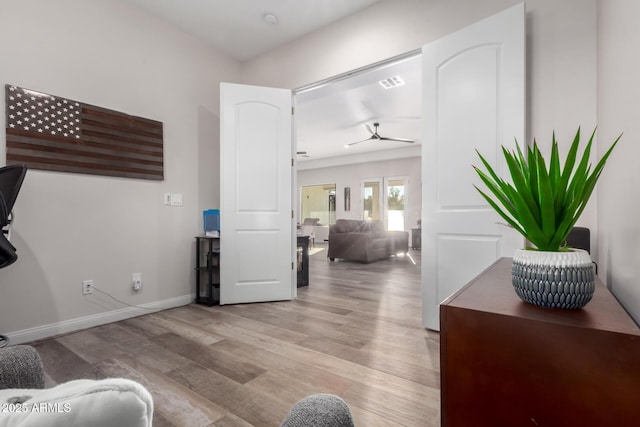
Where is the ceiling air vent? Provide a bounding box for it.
[378,76,405,89]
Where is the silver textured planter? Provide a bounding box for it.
[512,249,595,309]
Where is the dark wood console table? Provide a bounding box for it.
[440,258,640,427]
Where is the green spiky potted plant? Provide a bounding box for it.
[473,127,620,309]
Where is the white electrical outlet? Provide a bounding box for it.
[82,280,94,295]
[132,273,142,291]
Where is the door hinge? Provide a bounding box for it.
[292,262,294,270]
[291,158,294,167]
[291,106,295,115]
[291,210,294,218]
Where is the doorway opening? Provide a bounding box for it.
[385,177,408,231]
[294,49,422,237]
[361,178,382,221]
[300,183,336,226]
[293,50,423,304]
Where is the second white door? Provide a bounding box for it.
[422,3,526,330]
[220,82,294,305]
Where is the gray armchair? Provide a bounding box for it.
[0,345,45,390]
[280,394,355,427]
[300,218,320,247]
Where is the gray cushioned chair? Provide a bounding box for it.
[280,394,355,427]
[0,345,45,390]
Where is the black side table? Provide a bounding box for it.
[195,236,220,305]
[297,235,310,287]
[411,228,421,250]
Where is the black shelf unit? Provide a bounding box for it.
[411,228,421,250]
[195,236,220,306]
[297,235,310,287]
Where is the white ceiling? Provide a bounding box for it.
[123,0,383,61]
[296,55,421,163]
[123,0,421,165]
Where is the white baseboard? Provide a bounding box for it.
[6,294,195,345]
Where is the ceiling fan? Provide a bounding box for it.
[346,122,415,146]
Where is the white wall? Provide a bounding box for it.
[243,0,599,253]
[0,0,607,341]
[0,0,240,342]
[243,0,518,89]
[298,157,421,232]
[597,0,640,323]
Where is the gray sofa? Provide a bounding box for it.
[328,219,409,263]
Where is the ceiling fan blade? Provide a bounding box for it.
[347,136,376,146]
[364,123,375,135]
[379,137,415,143]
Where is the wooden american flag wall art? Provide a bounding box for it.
[5,84,164,180]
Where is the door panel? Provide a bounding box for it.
[236,103,280,212]
[422,3,525,330]
[220,83,293,305]
[435,234,500,303]
[437,46,499,209]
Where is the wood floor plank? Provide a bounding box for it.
[27,248,440,426]
[246,370,344,408]
[287,299,353,316]
[120,314,175,339]
[297,335,440,388]
[96,357,228,427]
[347,404,408,427]
[223,302,370,349]
[153,333,267,384]
[210,413,255,427]
[207,338,353,396]
[114,338,194,374]
[200,312,439,407]
[31,339,104,384]
[262,300,353,326]
[140,310,226,346]
[150,412,176,427]
[343,380,440,426]
[360,335,439,368]
[167,361,292,427]
[54,327,129,365]
[189,305,309,344]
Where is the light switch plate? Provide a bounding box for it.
[170,193,183,206]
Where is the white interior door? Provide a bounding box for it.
[422,3,525,330]
[220,82,294,305]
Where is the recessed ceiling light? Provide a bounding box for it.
[379,76,405,89]
[263,14,279,25]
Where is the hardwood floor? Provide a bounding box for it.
[30,246,440,426]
